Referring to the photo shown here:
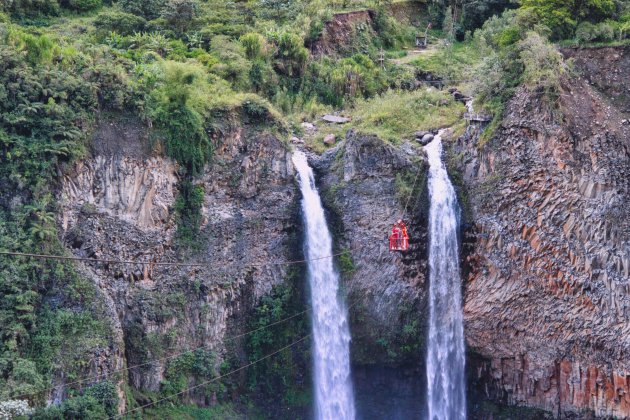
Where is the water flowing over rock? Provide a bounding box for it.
[293,151,356,420]
[425,131,466,420]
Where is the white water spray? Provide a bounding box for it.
[425,131,466,420]
[292,151,356,420]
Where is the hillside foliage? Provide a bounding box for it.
[0,0,629,416]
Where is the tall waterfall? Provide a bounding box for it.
[425,131,466,420]
[292,151,356,420]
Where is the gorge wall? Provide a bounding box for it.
[52,45,630,419]
[456,46,630,418]
[55,115,432,416]
[58,115,298,406]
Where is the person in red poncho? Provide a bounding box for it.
[390,219,409,251]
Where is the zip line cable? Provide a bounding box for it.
[7,255,365,401]
[111,334,312,419]
[9,308,311,401]
[0,250,353,269]
[114,326,371,419]
[401,161,425,220]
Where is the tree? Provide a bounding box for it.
[460,0,516,32]
[119,0,166,20]
[160,0,199,34]
[258,0,294,21]
[443,6,455,42]
[520,0,616,39]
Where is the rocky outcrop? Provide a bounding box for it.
[562,47,630,113]
[315,131,429,365]
[457,47,630,417]
[310,10,376,58]
[388,0,426,26]
[309,1,426,58]
[58,119,297,404]
[61,155,177,230]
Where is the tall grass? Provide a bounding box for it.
[350,88,465,143]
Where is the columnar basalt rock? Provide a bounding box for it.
[58,121,297,403]
[457,47,630,417]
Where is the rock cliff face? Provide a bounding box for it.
[457,47,630,417]
[56,110,430,414]
[315,131,429,366]
[52,45,630,418]
[309,1,426,58]
[58,117,297,404]
[310,10,376,58]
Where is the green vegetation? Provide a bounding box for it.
[395,164,426,208]
[411,42,481,82]
[160,349,219,399]
[410,0,630,143]
[33,381,118,419]
[310,89,464,150]
[246,271,310,409]
[1,0,630,416]
[466,8,572,141]
[351,89,464,142]
[0,200,112,411]
[521,0,618,40]
[143,403,240,419]
[337,248,357,277]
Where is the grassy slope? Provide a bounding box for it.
[307,88,465,152]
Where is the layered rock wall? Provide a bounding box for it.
[58,119,297,403]
[458,47,630,417]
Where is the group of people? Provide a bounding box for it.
[389,219,409,251]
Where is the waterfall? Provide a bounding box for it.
[292,151,356,420]
[425,131,467,420]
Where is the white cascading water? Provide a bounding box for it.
[292,151,356,420]
[425,131,466,420]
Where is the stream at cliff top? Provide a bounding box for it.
[293,151,356,420]
[425,130,467,420]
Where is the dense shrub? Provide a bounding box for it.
[60,0,102,12]
[240,32,267,60]
[209,35,251,90]
[271,31,309,78]
[161,349,216,397]
[173,181,205,244]
[520,0,616,39]
[160,0,199,34]
[257,0,297,21]
[575,20,617,43]
[246,278,309,405]
[594,21,615,41]
[94,10,146,35]
[575,21,597,43]
[305,54,388,107]
[32,382,117,419]
[460,0,516,33]
[519,31,565,99]
[119,0,166,19]
[249,59,279,97]
[4,0,61,18]
[373,8,411,48]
